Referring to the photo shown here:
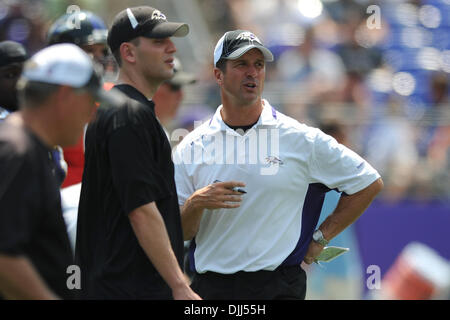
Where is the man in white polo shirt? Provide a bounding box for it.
[173,30,384,300]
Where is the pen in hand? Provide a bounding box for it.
[213,180,247,194]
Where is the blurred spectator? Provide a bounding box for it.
[45,10,110,189]
[429,72,449,106]
[276,27,346,121]
[322,0,366,25]
[277,27,345,86]
[0,40,27,117]
[365,94,419,201]
[416,73,449,157]
[334,5,383,74]
[424,72,450,199]
[0,0,47,54]
[0,39,67,186]
[427,125,450,199]
[154,57,196,132]
[334,17,382,109]
[46,10,109,67]
[198,0,236,40]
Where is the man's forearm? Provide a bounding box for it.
[0,255,59,300]
[179,181,245,240]
[319,178,384,241]
[180,196,204,241]
[129,202,189,292]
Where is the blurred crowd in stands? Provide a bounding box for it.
[1,0,449,202]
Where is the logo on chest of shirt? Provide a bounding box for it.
[266,156,284,166]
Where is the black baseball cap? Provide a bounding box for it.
[107,6,189,52]
[0,40,27,68]
[213,30,274,67]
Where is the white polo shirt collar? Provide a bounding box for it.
[207,99,278,136]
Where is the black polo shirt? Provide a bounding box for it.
[75,84,184,299]
[0,121,74,299]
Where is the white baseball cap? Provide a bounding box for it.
[21,43,122,104]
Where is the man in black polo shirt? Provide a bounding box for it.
[75,6,200,300]
[0,43,110,299]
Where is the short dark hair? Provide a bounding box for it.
[111,37,141,67]
[16,78,60,108]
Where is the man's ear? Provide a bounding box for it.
[213,67,223,85]
[120,42,137,64]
